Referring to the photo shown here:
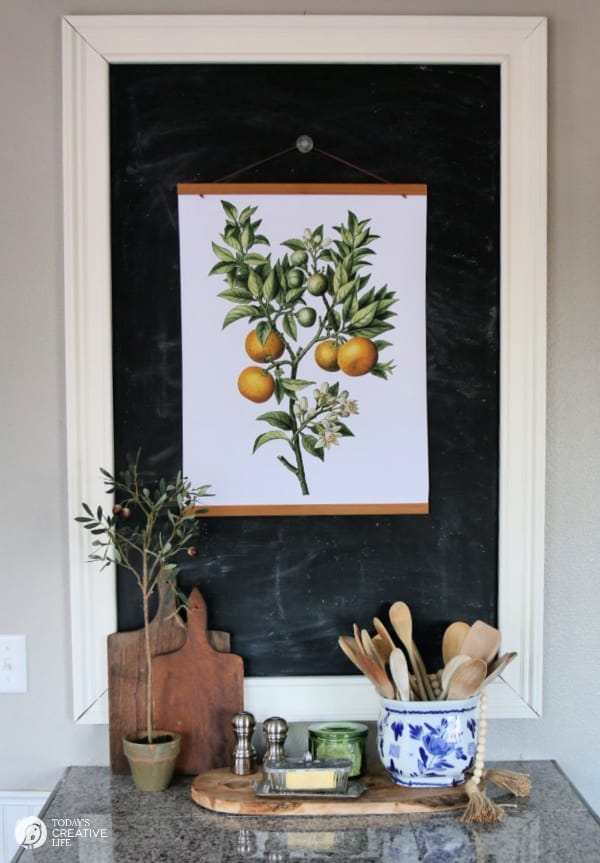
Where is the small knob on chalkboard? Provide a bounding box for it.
[262,716,288,763]
[231,711,257,775]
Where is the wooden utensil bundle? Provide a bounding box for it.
[338,604,517,702]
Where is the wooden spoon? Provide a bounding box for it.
[409,675,421,700]
[441,621,470,664]
[373,617,396,658]
[372,633,393,666]
[460,620,501,664]
[438,654,471,700]
[477,651,518,692]
[389,602,434,700]
[389,648,411,701]
[337,636,395,699]
[361,629,385,669]
[337,635,365,673]
[353,623,367,655]
[446,657,487,700]
[355,651,396,700]
[389,602,429,699]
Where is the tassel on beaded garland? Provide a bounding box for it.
[459,690,532,822]
[460,776,505,823]
[483,767,532,797]
[459,690,506,824]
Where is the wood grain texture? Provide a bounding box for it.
[108,580,185,773]
[192,503,429,517]
[191,767,469,816]
[152,588,244,775]
[177,182,427,196]
[108,584,234,773]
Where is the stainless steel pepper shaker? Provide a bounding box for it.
[262,716,288,764]
[231,711,257,775]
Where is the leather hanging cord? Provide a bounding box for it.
[213,146,297,183]
[212,138,390,184]
[312,146,391,184]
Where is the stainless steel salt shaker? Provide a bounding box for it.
[262,716,288,763]
[231,711,257,775]
[236,829,257,857]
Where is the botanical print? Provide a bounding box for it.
[209,202,397,496]
[178,185,428,515]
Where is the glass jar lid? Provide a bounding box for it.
[308,722,368,740]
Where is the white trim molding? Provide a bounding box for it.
[1,791,50,863]
[62,14,547,724]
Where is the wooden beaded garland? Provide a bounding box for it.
[471,688,488,786]
[459,688,505,823]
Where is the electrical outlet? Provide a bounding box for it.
[0,635,27,693]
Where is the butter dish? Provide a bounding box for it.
[262,756,353,793]
[252,778,367,799]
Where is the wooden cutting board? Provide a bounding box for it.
[107,585,237,774]
[191,767,470,816]
[152,588,244,775]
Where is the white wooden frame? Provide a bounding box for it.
[63,14,547,724]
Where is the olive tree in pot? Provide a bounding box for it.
[76,452,210,791]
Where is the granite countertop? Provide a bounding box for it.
[14,761,600,862]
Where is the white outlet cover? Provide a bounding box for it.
[0,634,27,693]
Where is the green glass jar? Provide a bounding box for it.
[308,722,368,778]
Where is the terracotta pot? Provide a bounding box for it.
[122,730,181,791]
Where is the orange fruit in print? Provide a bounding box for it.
[244,329,284,362]
[237,366,275,403]
[314,340,339,372]
[337,337,378,376]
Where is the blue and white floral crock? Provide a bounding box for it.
[377,695,480,787]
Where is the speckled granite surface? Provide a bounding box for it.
[13,762,600,862]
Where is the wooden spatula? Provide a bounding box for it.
[460,620,501,663]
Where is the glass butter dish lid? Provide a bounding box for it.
[262,755,353,794]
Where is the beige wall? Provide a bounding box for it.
[2,0,599,816]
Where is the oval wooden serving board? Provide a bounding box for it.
[191,767,469,816]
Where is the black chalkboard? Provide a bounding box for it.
[110,63,500,676]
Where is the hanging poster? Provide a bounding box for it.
[178,183,428,515]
